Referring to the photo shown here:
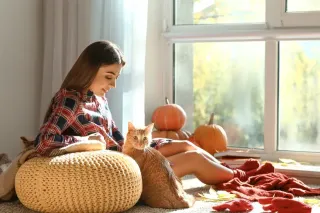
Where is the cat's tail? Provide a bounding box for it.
[167,162,195,208]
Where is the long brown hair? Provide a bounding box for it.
[43,40,126,123]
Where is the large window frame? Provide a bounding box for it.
[161,0,320,163]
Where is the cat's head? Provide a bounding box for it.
[126,122,154,150]
[20,136,35,150]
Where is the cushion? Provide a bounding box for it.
[15,150,142,213]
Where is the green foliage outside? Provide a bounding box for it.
[192,42,265,149]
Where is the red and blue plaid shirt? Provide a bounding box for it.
[35,88,169,156]
[35,89,124,155]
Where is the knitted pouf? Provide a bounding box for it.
[15,150,142,213]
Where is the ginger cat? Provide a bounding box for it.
[122,122,195,209]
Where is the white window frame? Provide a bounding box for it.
[161,0,320,164]
[271,0,320,27]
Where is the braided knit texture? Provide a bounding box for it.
[15,150,142,213]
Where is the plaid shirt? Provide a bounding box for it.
[35,88,124,155]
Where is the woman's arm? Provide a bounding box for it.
[102,98,123,151]
[111,120,124,148]
[35,94,84,155]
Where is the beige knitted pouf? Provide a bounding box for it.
[15,150,142,213]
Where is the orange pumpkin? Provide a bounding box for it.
[151,97,186,131]
[152,130,191,140]
[193,113,228,154]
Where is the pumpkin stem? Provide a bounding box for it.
[208,113,214,125]
[165,97,170,105]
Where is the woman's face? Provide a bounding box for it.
[89,64,122,97]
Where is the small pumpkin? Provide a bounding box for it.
[193,113,228,154]
[152,130,192,140]
[151,97,186,131]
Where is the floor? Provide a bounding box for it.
[1,175,320,212]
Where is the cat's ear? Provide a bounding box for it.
[128,121,135,131]
[145,123,154,133]
[20,136,34,149]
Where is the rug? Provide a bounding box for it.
[1,175,319,213]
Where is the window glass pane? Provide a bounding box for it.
[286,0,320,12]
[174,0,265,25]
[174,42,265,149]
[279,41,320,152]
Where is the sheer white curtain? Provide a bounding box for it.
[40,0,149,134]
[90,0,148,134]
[40,0,92,122]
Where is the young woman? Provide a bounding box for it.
[35,40,273,185]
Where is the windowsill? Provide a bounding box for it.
[274,163,320,184]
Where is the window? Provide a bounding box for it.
[163,0,320,162]
[174,42,265,149]
[278,40,320,152]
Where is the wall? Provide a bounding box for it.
[0,0,43,159]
